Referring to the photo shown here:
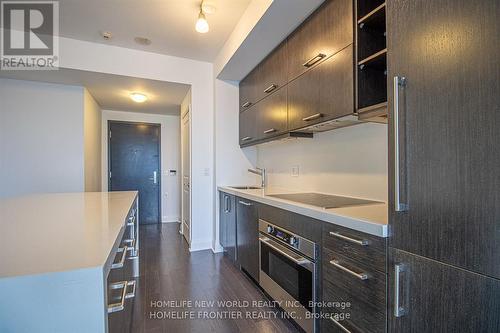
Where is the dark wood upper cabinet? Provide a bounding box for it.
[288,44,354,131]
[239,107,257,146]
[257,86,288,139]
[239,42,288,112]
[286,0,353,81]
[239,70,259,111]
[387,0,500,279]
[255,41,288,102]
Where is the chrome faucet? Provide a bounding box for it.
[248,167,266,188]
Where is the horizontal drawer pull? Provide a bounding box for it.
[263,128,277,134]
[241,136,253,142]
[329,316,351,333]
[303,53,326,68]
[329,231,369,246]
[238,200,253,206]
[330,259,369,280]
[111,245,128,269]
[242,101,252,108]
[302,113,323,122]
[264,84,278,93]
[107,280,136,313]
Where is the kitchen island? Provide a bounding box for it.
[0,191,138,333]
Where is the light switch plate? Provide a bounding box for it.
[291,166,299,177]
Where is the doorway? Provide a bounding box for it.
[181,107,191,244]
[108,121,161,224]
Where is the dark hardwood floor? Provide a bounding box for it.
[130,223,299,333]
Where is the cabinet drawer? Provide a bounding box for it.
[323,223,386,273]
[322,277,386,333]
[287,0,353,81]
[323,249,386,307]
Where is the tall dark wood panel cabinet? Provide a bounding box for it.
[387,0,500,331]
[236,198,259,281]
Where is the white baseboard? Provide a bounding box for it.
[162,216,180,223]
[212,244,223,253]
[189,240,212,252]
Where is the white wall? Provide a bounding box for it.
[0,78,85,198]
[213,79,257,251]
[101,110,181,223]
[59,36,214,251]
[83,88,102,192]
[257,123,388,202]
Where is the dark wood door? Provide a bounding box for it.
[257,86,288,140]
[239,107,258,146]
[387,0,500,278]
[236,198,259,281]
[287,0,353,81]
[288,44,354,130]
[109,122,160,224]
[389,248,500,332]
[239,69,259,111]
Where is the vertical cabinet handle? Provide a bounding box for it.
[394,263,407,317]
[393,76,408,212]
[303,53,327,67]
[264,84,278,93]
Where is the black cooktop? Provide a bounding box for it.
[268,192,381,209]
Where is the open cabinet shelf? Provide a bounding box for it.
[356,0,388,120]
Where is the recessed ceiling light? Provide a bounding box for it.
[130,93,147,103]
[134,37,152,46]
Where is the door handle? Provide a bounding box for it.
[394,263,407,317]
[394,76,408,212]
[149,171,158,184]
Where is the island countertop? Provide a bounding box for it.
[0,191,137,279]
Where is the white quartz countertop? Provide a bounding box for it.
[218,186,388,237]
[0,191,137,278]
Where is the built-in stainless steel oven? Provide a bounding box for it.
[258,219,318,333]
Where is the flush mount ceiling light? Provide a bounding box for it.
[130,92,148,103]
[195,1,215,33]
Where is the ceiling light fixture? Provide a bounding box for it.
[130,92,148,103]
[195,1,209,33]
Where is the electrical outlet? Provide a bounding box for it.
[291,166,300,177]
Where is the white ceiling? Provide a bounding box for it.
[0,69,190,115]
[58,0,252,62]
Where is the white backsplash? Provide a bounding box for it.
[257,123,388,202]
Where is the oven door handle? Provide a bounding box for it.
[259,236,313,267]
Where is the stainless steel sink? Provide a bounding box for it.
[229,186,262,190]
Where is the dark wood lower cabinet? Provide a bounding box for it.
[236,198,259,281]
[220,192,236,262]
[389,248,500,332]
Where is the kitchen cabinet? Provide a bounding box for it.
[239,107,258,145]
[286,0,353,81]
[387,0,500,331]
[219,192,236,262]
[239,41,288,112]
[288,44,354,131]
[387,0,500,278]
[236,197,259,281]
[256,86,288,139]
[322,223,387,333]
[389,248,500,332]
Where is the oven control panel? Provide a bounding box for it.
[266,225,299,249]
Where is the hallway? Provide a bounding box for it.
[130,223,299,333]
